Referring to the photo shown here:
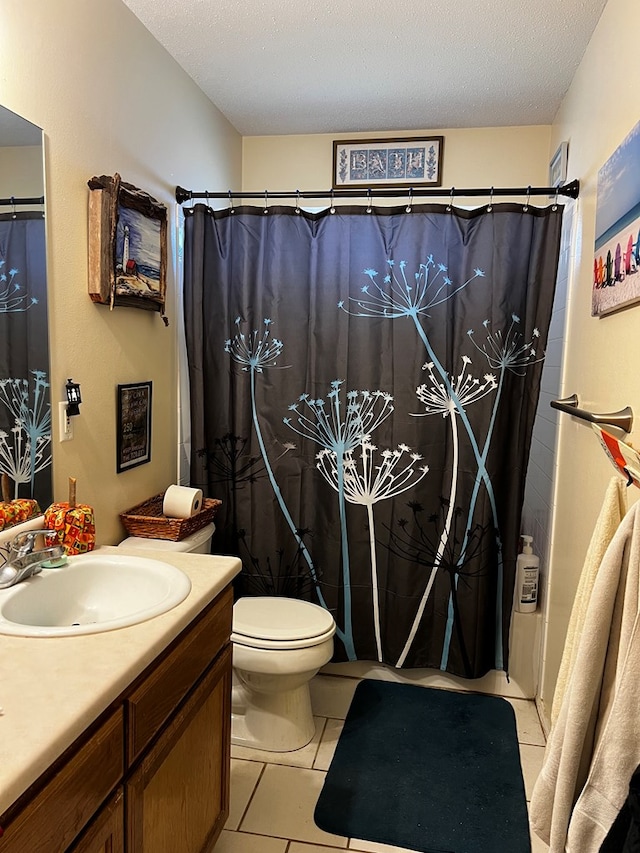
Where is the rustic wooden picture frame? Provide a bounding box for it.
[88,173,167,316]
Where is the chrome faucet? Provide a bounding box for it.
[0,530,66,589]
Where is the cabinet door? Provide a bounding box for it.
[126,645,231,853]
[67,789,124,853]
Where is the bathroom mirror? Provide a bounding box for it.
[0,105,52,509]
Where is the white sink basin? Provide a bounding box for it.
[0,554,191,637]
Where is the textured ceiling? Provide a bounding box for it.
[123,0,607,136]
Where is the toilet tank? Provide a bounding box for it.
[118,523,216,554]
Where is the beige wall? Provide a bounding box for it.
[0,147,44,197]
[1,0,242,544]
[539,0,640,720]
[242,126,552,202]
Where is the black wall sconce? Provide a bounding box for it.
[66,379,82,417]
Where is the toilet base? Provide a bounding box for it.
[231,678,316,752]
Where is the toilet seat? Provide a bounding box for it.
[232,596,336,650]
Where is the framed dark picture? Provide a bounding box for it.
[116,381,152,473]
[333,136,444,189]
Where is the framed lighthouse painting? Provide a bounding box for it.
[87,173,167,320]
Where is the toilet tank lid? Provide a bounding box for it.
[118,523,216,552]
[233,596,335,641]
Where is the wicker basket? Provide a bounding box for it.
[120,492,222,541]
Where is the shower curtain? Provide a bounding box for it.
[0,213,51,505]
[183,202,562,678]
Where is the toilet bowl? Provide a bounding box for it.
[231,596,336,752]
[119,527,336,753]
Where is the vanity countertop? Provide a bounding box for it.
[0,547,241,817]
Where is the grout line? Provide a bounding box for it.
[518,729,546,749]
[227,829,294,848]
[311,717,329,769]
[256,715,329,769]
[230,828,347,851]
[317,669,361,681]
[236,761,267,831]
[535,694,550,740]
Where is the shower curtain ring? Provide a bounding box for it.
[295,190,301,214]
[11,196,16,220]
[264,190,269,214]
[447,187,455,212]
[487,187,494,212]
[330,189,336,214]
[205,190,210,210]
[366,188,373,214]
[523,186,531,212]
[228,190,235,214]
[406,188,413,213]
[553,186,559,211]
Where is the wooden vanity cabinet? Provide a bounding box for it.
[0,709,124,853]
[0,584,233,853]
[125,586,232,853]
[127,646,231,853]
[125,585,232,765]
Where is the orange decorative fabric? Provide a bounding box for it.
[0,499,41,531]
[43,503,95,555]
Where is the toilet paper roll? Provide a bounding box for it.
[162,485,204,519]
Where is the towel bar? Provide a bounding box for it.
[550,394,634,434]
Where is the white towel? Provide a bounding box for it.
[530,499,640,852]
[551,477,627,727]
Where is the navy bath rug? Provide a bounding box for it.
[314,679,531,852]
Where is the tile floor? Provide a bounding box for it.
[214,675,550,852]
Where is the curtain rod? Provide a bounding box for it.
[0,195,45,206]
[175,179,579,205]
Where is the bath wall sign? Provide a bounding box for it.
[87,173,168,322]
[332,136,444,189]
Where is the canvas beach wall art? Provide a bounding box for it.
[592,120,640,317]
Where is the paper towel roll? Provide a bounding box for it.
[163,485,204,518]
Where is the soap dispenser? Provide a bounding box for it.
[516,535,539,613]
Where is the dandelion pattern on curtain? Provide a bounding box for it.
[184,203,562,678]
[0,213,51,504]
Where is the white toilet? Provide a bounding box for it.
[118,523,217,555]
[118,526,336,753]
[231,596,336,752]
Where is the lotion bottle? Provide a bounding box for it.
[516,535,539,613]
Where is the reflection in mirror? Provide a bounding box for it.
[0,105,52,514]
